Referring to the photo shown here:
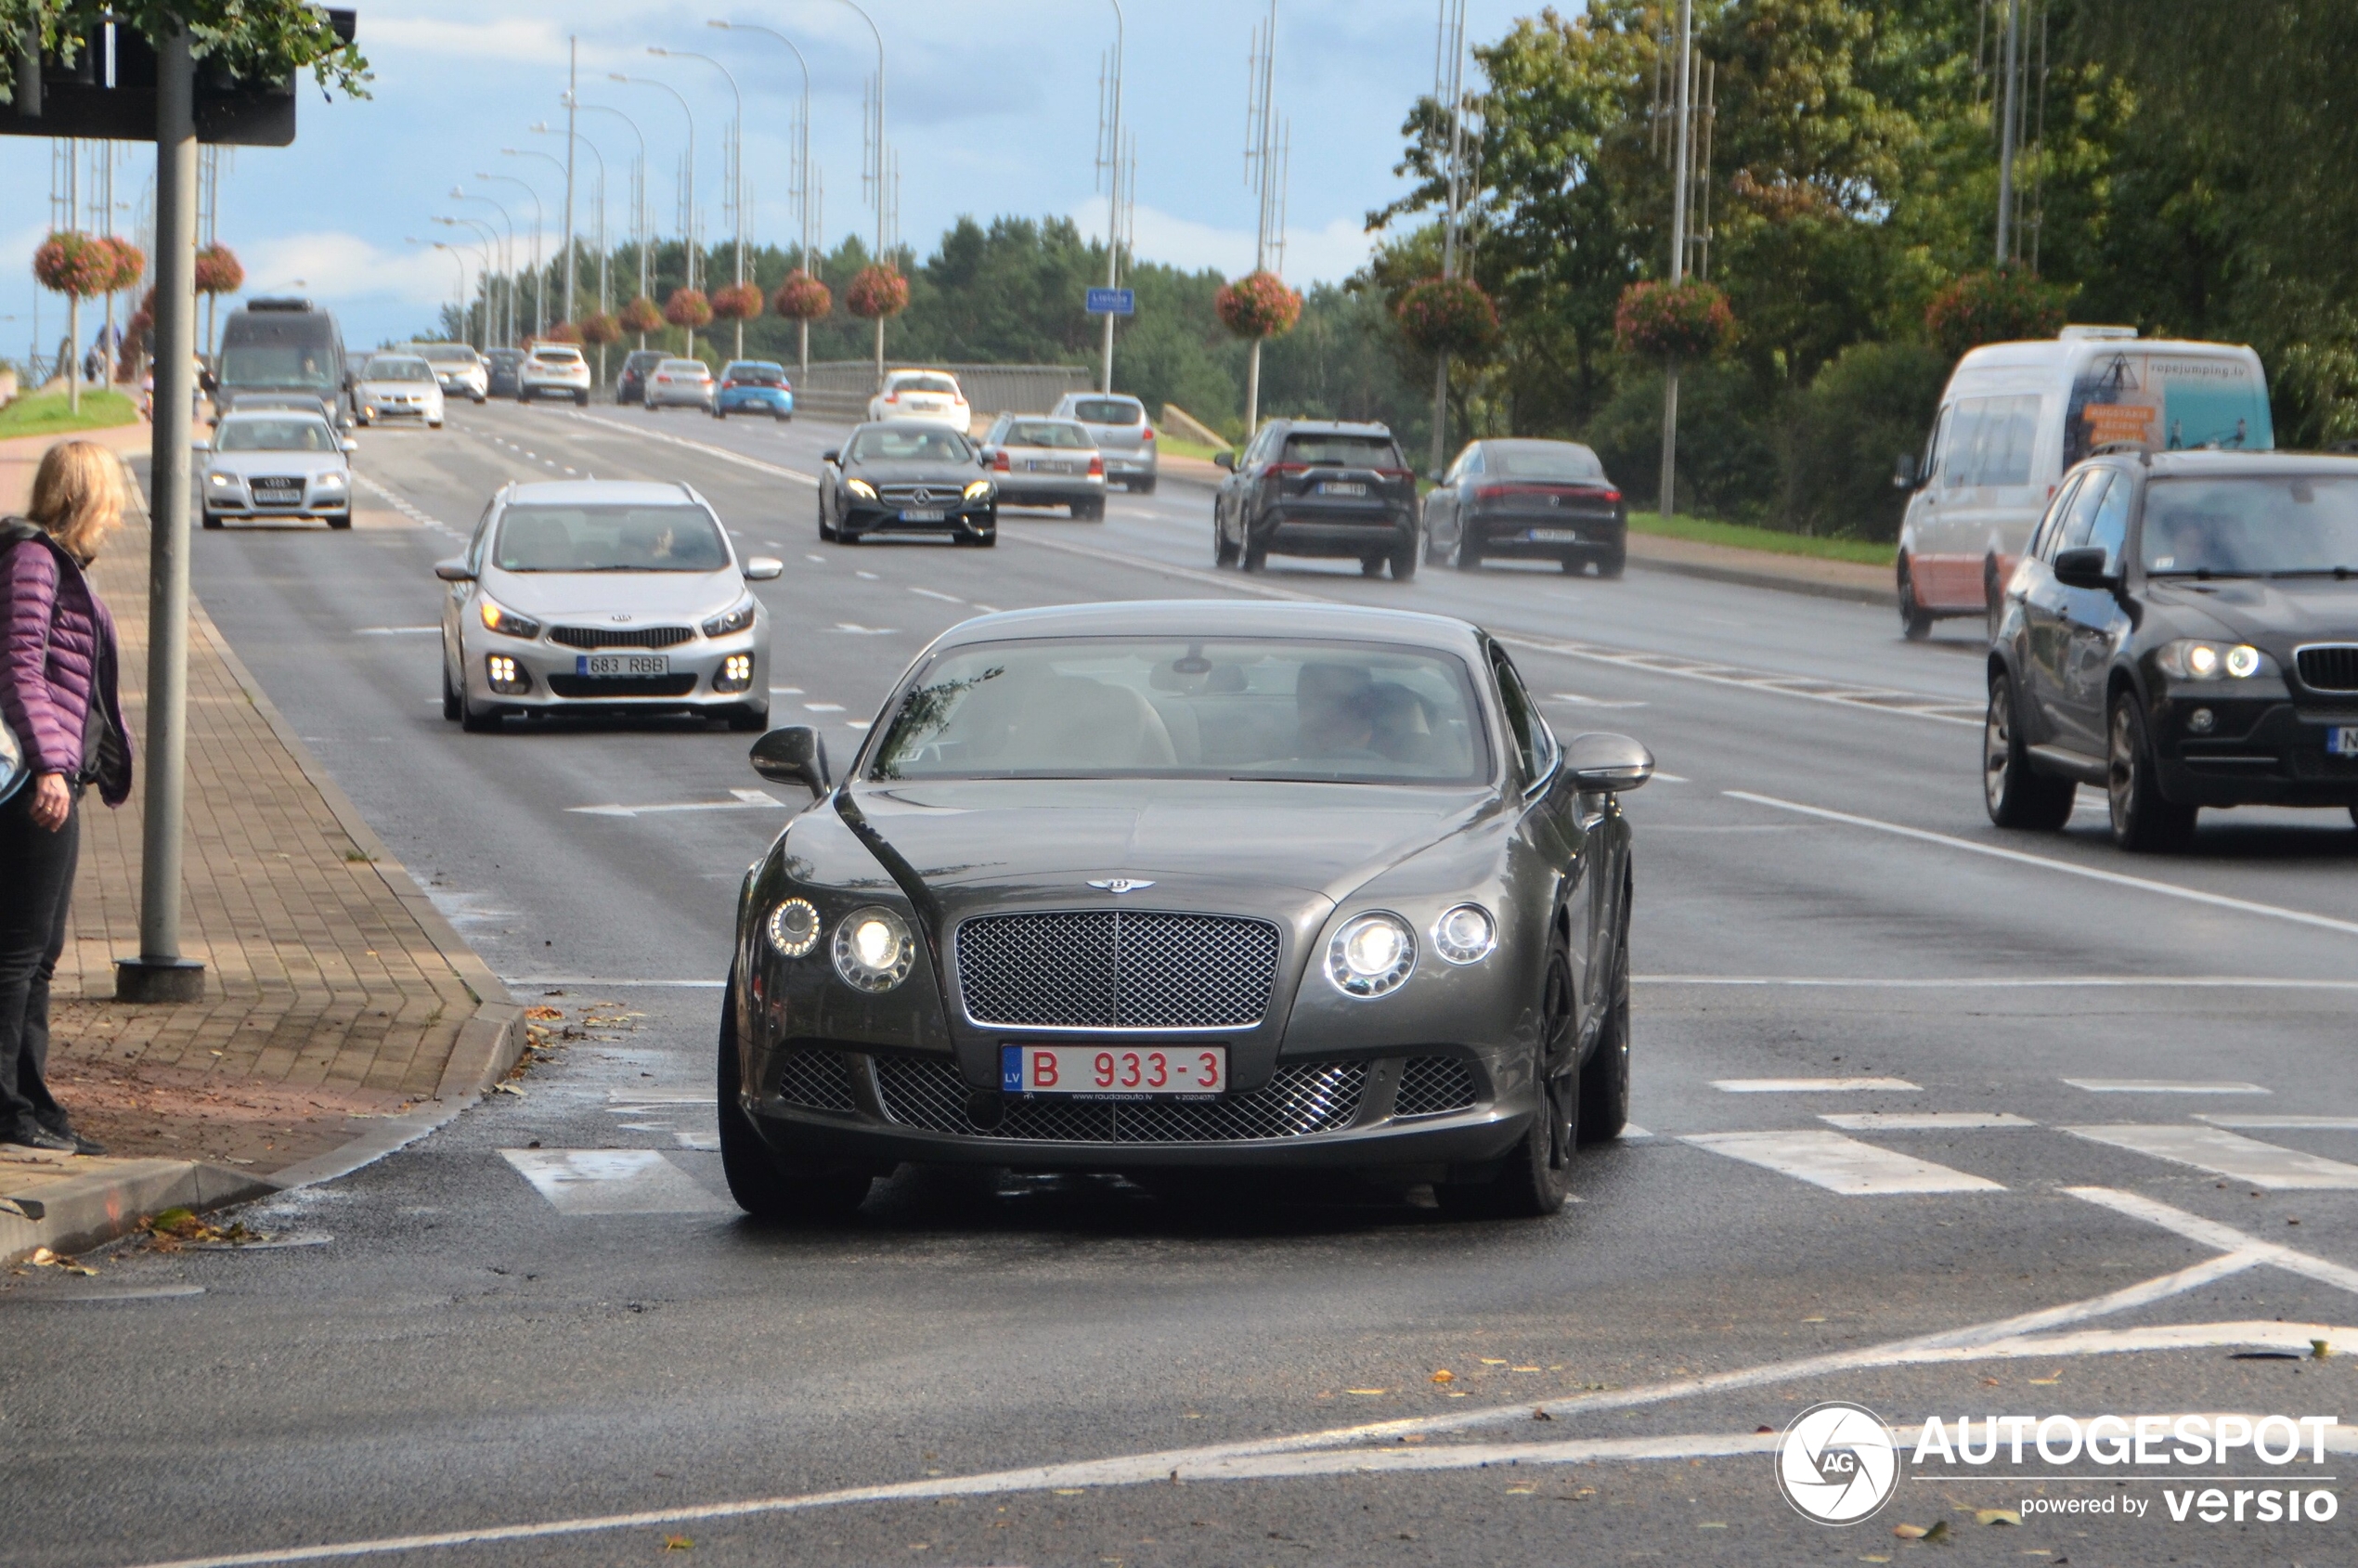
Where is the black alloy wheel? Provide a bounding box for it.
[1438,928,1578,1218]
[1898,558,1935,641]
[201,512,222,530]
[1137,475,1157,495]
[1983,669,2075,830]
[1451,527,1482,572]
[2107,692,2197,851]
[717,976,875,1223]
[1576,893,1632,1145]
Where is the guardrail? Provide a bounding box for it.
[788,360,1093,422]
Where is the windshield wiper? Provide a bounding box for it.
[2262,567,2357,579]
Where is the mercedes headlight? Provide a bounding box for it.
[2157,640,2273,680]
[846,477,878,500]
[962,479,992,500]
[479,598,542,639]
[1431,904,1497,965]
[1327,912,1416,999]
[702,595,757,637]
[765,898,821,958]
[832,906,914,992]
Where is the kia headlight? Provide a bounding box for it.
[702,595,758,637]
[1431,904,1498,965]
[2157,640,2273,680]
[847,478,878,500]
[1326,912,1417,999]
[833,906,915,992]
[765,898,821,958]
[962,479,992,500]
[478,598,542,639]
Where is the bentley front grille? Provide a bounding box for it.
[873,1057,1366,1143]
[1393,1056,1480,1119]
[775,1049,858,1112]
[956,911,1280,1030]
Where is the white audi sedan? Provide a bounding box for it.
[436,480,783,732]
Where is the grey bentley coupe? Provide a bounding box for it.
[720,601,1650,1220]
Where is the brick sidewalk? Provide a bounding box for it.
[2,426,516,1180]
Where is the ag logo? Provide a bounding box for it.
[1775,1402,1898,1524]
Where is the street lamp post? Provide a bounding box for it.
[650,45,747,358]
[475,171,547,339]
[609,72,699,353]
[434,216,497,347]
[708,18,819,380]
[1100,0,1124,395]
[450,188,516,344]
[408,237,470,344]
[504,146,573,328]
[571,99,651,331]
[536,123,611,379]
[802,0,887,387]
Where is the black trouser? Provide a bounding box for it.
[0,784,77,1137]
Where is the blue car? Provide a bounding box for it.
[715,361,793,421]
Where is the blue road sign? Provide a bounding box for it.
[1085,287,1137,317]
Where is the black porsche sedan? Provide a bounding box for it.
[1421,438,1628,577]
[818,421,996,547]
[719,601,1651,1222]
[1986,449,2358,849]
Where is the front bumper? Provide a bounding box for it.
[203,475,350,518]
[840,498,996,539]
[359,396,440,421]
[1254,509,1416,559]
[435,374,487,398]
[464,627,765,714]
[2153,692,2358,807]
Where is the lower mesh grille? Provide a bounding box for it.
[1393,1056,1479,1119]
[775,1050,857,1112]
[873,1057,1367,1143]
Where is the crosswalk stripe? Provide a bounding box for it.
[1710,1077,1920,1093]
[500,1148,733,1214]
[2064,1078,2271,1095]
[2063,1125,2358,1190]
[1681,1130,2004,1195]
[2196,1115,2358,1131]
[1818,1111,2037,1131]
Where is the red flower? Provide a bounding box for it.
[619,296,665,333]
[1925,267,2068,360]
[845,265,910,320]
[663,287,714,330]
[193,243,243,296]
[543,320,583,344]
[578,313,622,346]
[710,282,765,322]
[32,232,115,299]
[1213,270,1302,341]
[1394,276,1498,357]
[1613,279,1735,361]
[771,269,832,322]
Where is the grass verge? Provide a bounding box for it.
[1152,430,1231,463]
[1628,510,1896,567]
[0,388,141,440]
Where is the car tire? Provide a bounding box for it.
[471,393,486,405]
[1242,539,1268,573]
[819,511,838,543]
[460,699,501,733]
[717,984,875,1224]
[441,659,461,722]
[1576,895,1632,1145]
[1360,554,1385,578]
[326,515,352,531]
[1438,929,1578,1219]
[1984,668,2075,830]
[1390,540,1419,581]
[2108,690,2196,851]
[1214,518,1239,568]
[575,391,588,407]
[1451,530,1481,572]
[1898,557,1935,641]
[201,512,223,530]
[1138,476,1157,496]
[428,420,443,430]
[726,705,768,733]
[714,408,726,420]
[1596,540,1626,579]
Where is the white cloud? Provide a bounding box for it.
[239,232,456,310]
[1084,203,1380,286]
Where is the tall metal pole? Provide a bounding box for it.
[708,20,816,379]
[123,22,204,1002]
[1429,0,1467,478]
[807,0,887,387]
[564,37,578,326]
[1243,0,1278,438]
[611,74,695,349]
[650,47,745,356]
[1657,0,1692,523]
[477,172,545,338]
[1995,0,2021,265]
[454,189,515,343]
[573,99,648,317]
[1100,0,1124,395]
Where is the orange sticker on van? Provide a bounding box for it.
[2082,403,2155,447]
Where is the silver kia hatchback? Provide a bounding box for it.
[436,480,783,732]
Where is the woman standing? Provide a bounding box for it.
[0,440,134,1155]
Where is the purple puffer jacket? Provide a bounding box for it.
[1,523,133,807]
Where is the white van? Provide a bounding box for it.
[1893,327,2272,637]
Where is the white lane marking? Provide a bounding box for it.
[350,473,465,542]
[806,552,826,562]
[1643,974,2358,991]
[2196,1115,2358,1130]
[566,789,786,819]
[355,626,437,636]
[1546,692,1647,707]
[559,409,820,486]
[499,1149,731,1215]
[854,570,879,580]
[1819,1111,2037,1131]
[1728,790,2358,940]
[764,538,784,549]
[1619,1123,1652,1140]
[972,603,1001,613]
[499,976,725,989]
[1650,771,1688,782]
[846,719,872,731]
[1710,1076,1920,1093]
[909,587,965,604]
[2065,1124,2358,1189]
[833,622,897,635]
[2065,1078,2270,1094]
[803,702,845,713]
[2068,1185,2358,1296]
[1681,1129,2003,1194]
[769,685,804,694]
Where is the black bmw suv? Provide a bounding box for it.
[1211,419,1419,579]
[1985,449,2358,849]
[615,349,667,407]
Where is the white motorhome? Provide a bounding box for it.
[1893,327,2272,636]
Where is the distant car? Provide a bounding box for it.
[520,343,592,405]
[435,479,784,733]
[715,360,793,421]
[199,409,356,530]
[818,421,995,547]
[615,349,666,407]
[408,342,488,403]
[1213,419,1419,579]
[486,349,526,398]
[868,369,970,432]
[1421,438,1627,577]
[645,357,715,411]
[978,414,1106,519]
[352,354,447,429]
[1050,392,1157,493]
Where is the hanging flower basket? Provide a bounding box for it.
[620,295,665,334]
[578,312,622,346]
[193,243,244,296]
[1395,276,1498,357]
[1613,279,1734,361]
[543,320,583,344]
[845,265,910,320]
[1214,269,1302,340]
[1925,266,2068,360]
[663,287,713,330]
[32,232,115,299]
[710,282,765,322]
[771,269,832,322]
[101,237,146,293]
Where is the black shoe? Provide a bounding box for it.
[36,1119,104,1157]
[2,1123,77,1155]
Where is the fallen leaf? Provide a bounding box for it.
[1533,1408,1553,1421]
[2313,1339,2333,1360]
[1893,1523,1929,1540]
[1923,1520,1950,1540]
[1511,1365,1541,1372]
[525,1005,564,1019]
[1506,1484,1535,1495]
[1345,1388,1387,1396]
[1053,1487,1086,1496]
[1479,1357,1509,1365]
[490,1082,525,1096]
[663,1536,693,1551]
[1978,1509,2021,1526]
[1697,1521,1727,1529]
[1431,1369,1455,1384]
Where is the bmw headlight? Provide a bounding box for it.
[1327,912,1417,999]
[833,906,915,992]
[765,898,821,958]
[962,479,992,501]
[702,595,758,637]
[2157,639,2274,680]
[846,477,878,500]
[1431,903,1497,965]
[479,598,543,639]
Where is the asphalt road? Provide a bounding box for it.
[12,398,2358,1568]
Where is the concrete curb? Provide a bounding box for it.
[1625,551,1894,607]
[1,1157,274,1263]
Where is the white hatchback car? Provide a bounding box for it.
[519,343,593,405]
[867,369,970,432]
[353,354,446,428]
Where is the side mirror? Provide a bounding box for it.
[749,725,831,797]
[1893,452,1920,489]
[190,437,211,453]
[1564,732,1654,794]
[820,449,839,467]
[1212,449,1235,471]
[2052,546,2118,590]
[742,555,784,581]
[340,439,358,455]
[433,559,475,583]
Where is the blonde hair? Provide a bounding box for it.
[26,440,124,563]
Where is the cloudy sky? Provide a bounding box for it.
[0,0,1535,356]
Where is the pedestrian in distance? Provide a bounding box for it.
[0,440,135,1156]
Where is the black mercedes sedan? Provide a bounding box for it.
[1986,449,2358,849]
[719,601,1650,1221]
[1422,438,1628,577]
[818,421,996,547]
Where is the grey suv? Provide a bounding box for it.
[1212,420,1419,579]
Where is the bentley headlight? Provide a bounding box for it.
[1327,912,1416,998]
[846,477,878,500]
[962,479,992,500]
[765,898,821,957]
[1431,903,1497,965]
[2157,639,2272,680]
[479,598,542,639]
[702,595,758,637]
[833,906,914,992]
